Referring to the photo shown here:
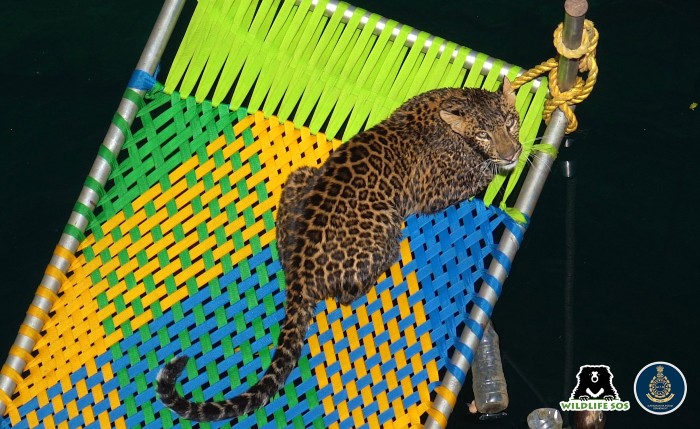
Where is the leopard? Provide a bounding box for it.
[156,78,522,421]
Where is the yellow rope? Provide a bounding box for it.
[512,19,599,134]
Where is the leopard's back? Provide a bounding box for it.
[157,82,522,422]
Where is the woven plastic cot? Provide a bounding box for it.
[0,0,561,428]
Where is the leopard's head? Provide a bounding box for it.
[439,78,522,170]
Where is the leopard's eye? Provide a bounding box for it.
[476,131,489,140]
[505,116,516,127]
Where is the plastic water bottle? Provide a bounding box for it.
[527,408,563,429]
[472,321,509,414]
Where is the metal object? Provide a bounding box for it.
[0,0,187,415]
[559,159,576,177]
[560,159,576,178]
[563,149,577,426]
[424,1,589,427]
[559,137,576,177]
[559,0,589,92]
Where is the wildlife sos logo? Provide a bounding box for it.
[559,365,630,412]
[634,362,687,415]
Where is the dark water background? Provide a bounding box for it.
[1,0,698,427]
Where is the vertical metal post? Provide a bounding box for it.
[558,0,589,92]
[562,138,577,427]
[0,0,187,416]
[424,1,589,427]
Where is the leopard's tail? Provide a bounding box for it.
[156,290,316,421]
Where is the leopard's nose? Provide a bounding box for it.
[500,144,521,163]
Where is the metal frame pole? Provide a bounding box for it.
[0,0,187,415]
[562,139,577,427]
[425,1,588,427]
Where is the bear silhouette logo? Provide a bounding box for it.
[560,364,630,411]
[570,365,619,401]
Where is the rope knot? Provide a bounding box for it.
[511,19,599,134]
[553,20,598,61]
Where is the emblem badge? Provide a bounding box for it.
[635,362,686,414]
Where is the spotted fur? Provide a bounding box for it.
[156,79,522,421]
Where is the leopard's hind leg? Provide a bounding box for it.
[276,166,318,262]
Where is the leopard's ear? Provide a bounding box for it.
[439,98,467,134]
[502,77,516,106]
[439,109,467,135]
